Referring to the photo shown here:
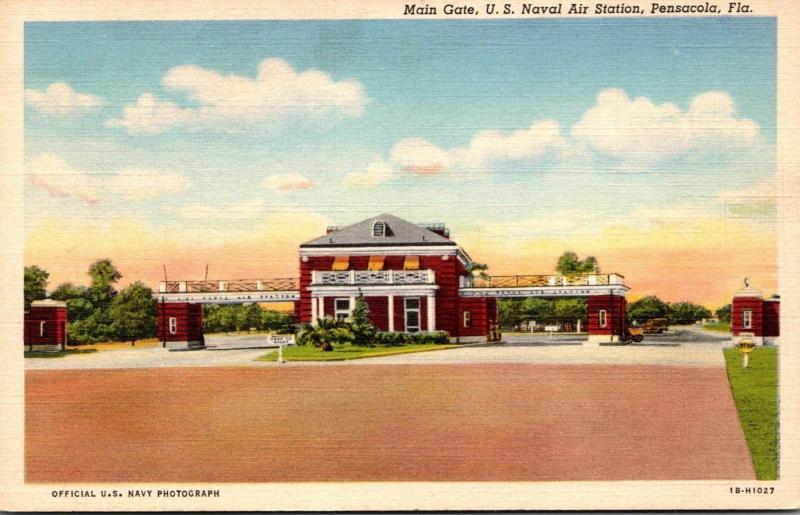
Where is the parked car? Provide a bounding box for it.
[642,318,668,334]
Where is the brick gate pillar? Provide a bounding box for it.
[731,286,765,346]
[157,302,205,349]
[586,294,627,346]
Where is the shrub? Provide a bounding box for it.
[349,297,377,346]
[373,330,450,346]
[296,317,353,350]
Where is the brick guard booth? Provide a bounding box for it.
[24,299,67,352]
[731,284,780,346]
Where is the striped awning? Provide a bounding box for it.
[403,255,420,270]
[332,256,349,271]
[368,255,385,271]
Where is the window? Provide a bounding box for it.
[743,309,752,329]
[335,298,351,322]
[368,255,385,271]
[372,221,386,237]
[39,321,46,337]
[404,297,420,333]
[599,310,607,328]
[463,311,472,328]
[332,255,349,271]
[403,255,420,270]
[169,317,177,335]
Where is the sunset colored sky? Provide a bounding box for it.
[24,18,777,308]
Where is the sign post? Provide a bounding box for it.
[738,336,755,368]
[270,334,295,364]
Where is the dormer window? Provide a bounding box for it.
[372,220,386,237]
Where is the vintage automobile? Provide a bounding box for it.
[642,318,669,334]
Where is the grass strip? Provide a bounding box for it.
[723,346,778,480]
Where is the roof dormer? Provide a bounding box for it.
[372,220,387,237]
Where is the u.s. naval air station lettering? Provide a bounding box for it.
[404,2,751,15]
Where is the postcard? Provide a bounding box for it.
[1,0,798,511]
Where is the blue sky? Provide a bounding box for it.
[23,18,777,304]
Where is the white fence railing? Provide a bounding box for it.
[313,269,435,285]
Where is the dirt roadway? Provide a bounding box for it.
[25,364,754,482]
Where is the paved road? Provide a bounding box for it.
[25,328,733,370]
[27,364,755,481]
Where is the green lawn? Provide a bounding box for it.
[723,346,778,480]
[704,321,731,332]
[258,342,461,362]
[24,348,98,358]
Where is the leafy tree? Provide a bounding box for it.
[667,301,712,325]
[109,282,156,345]
[297,317,353,351]
[260,310,295,333]
[716,304,732,323]
[554,298,586,322]
[234,303,262,331]
[466,262,490,280]
[556,252,599,275]
[627,295,668,324]
[87,259,122,309]
[50,283,93,321]
[349,296,377,346]
[24,265,49,310]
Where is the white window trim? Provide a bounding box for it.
[743,309,752,330]
[334,298,351,321]
[404,297,421,333]
[372,221,386,237]
[168,317,177,335]
[599,309,607,328]
[463,311,472,328]
[39,321,46,337]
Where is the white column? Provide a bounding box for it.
[576,318,581,333]
[311,295,318,324]
[388,296,395,332]
[427,294,436,331]
[318,297,325,319]
[349,296,356,318]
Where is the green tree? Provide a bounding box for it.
[466,262,490,280]
[50,283,93,321]
[716,304,732,323]
[555,252,599,275]
[627,295,668,323]
[87,259,122,308]
[349,296,377,346]
[554,298,586,323]
[109,282,156,345]
[297,317,353,351]
[24,265,49,310]
[260,310,295,333]
[667,301,712,325]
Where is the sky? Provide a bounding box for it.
[24,18,777,308]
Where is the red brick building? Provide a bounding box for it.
[731,284,780,346]
[298,213,497,338]
[24,299,67,351]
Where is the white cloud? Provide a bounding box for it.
[26,153,190,204]
[107,169,191,201]
[25,82,104,116]
[344,159,394,187]
[262,173,316,191]
[454,119,568,170]
[571,88,760,167]
[105,93,193,134]
[389,138,453,175]
[26,153,98,205]
[106,58,368,133]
